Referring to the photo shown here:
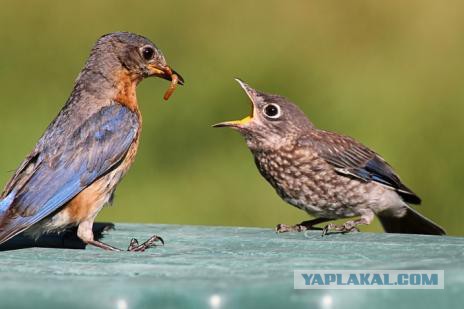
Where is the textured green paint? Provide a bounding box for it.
[0,224,461,308]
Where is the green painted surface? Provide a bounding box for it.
[0,224,462,308]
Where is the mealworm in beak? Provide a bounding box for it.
[163,74,179,100]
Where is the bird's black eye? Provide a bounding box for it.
[263,104,281,119]
[142,46,155,60]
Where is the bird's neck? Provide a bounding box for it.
[71,67,141,113]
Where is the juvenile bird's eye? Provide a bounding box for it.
[263,104,281,119]
[142,46,155,60]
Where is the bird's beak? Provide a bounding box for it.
[213,78,256,128]
[147,64,185,85]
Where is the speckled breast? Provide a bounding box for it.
[252,146,375,218]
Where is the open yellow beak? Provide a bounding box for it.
[213,115,253,128]
[213,79,255,128]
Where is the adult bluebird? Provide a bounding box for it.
[214,80,445,235]
[0,32,184,251]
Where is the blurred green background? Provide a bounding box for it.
[0,0,462,235]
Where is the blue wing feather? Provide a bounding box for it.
[0,104,139,243]
[0,191,16,213]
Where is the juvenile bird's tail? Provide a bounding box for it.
[377,207,446,235]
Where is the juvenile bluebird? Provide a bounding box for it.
[214,80,445,235]
[0,32,184,251]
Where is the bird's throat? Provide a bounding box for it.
[114,69,140,112]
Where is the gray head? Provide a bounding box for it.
[214,79,313,149]
[81,32,184,85]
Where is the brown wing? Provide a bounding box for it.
[297,130,421,204]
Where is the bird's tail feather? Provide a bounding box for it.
[378,207,446,235]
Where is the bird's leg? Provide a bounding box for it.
[87,239,122,251]
[78,220,163,252]
[322,211,374,236]
[78,220,123,251]
[276,217,332,233]
[78,220,120,251]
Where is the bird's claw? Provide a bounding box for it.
[321,222,360,236]
[127,235,164,252]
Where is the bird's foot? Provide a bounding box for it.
[127,235,164,252]
[276,218,331,233]
[322,221,360,236]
